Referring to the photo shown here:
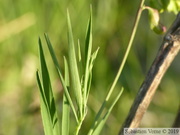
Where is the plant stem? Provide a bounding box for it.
[89,1,146,133]
[106,0,146,101]
[75,113,86,135]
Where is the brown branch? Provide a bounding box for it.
[119,12,180,135]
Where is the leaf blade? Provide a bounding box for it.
[62,57,70,135]
[91,88,124,135]
[44,33,79,122]
[37,38,60,135]
[36,71,53,135]
[67,10,83,118]
[83,8,93,108]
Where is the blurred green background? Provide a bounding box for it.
[0,0,179,135]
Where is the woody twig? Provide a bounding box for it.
[119,12,180,135]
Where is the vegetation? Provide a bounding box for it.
[0,0,179,135]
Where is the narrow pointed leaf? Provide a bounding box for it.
[89,47,100,72]
[78,40,82,62]
[62,57,70,135]
[67,10,83,117]
[86,72,92,103]
[44,33,78,122]
[36,71,53,135]
[38,38,60,135]
[86,47,99,101]
[87,101,106,135]
[85,6,93,65]
[91,88,124,135]
[39,38,51,108]
[83,8,93,107]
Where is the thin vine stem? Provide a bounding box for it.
[87,1,146,134]
[106,0,146,101]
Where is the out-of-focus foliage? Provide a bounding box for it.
[147,0,180,34]
[150,0,180,13]
[0,0,179,135]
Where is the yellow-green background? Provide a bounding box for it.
[0,0,179,134]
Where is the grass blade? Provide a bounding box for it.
[87,100,106,135]
[89,48,100,72]
[78,39,81,62]
[86,48,99,101]
[62,57,70,135]
[44,33,78,122]
[64,56,70,86]
[36,71,53,135]
[85,6,93,65]
[83,8,93,108]
[37,38,60,135]
[67,10,83,118]
[91,88,124,135]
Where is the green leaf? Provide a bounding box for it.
[67,10,83,118]
[37,38,60,135]
[149,0,180,14]
[83,7,93,107]
[89,47,100,73]
[87,100,106,135]
[62,57,70,135]
[90,88,124,135]
[64,56,70,86]
[167,0,180,14]
[78,40,82,62]
[44,33,78,122]
[86,47,100,100]
[85,6,93,65]
[36,71,53,135]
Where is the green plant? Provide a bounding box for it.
[36,1,180,135]
[36,9,123,135]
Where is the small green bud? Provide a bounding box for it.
[152,23,166,35]
[145,6,166,34]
